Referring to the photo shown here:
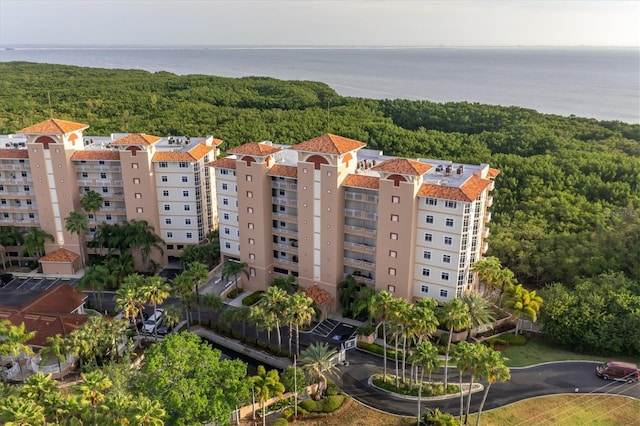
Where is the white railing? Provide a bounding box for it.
[32,354,77,375]
[344,224,377,236]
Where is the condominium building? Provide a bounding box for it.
[210,134,499,309]
[0,119,220,273]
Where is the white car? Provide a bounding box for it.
[142,309,164,334]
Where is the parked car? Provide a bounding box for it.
[596,361,639,383]
[0,273,13,286]
[157,324,173,336]
[127,311,149,331]
[142,309,164,334]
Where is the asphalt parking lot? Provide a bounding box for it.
[0,275,79,308]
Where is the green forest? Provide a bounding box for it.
[0,61,638,292]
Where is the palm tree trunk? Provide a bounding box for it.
[401,334,408,383]
[382,322,388,382]
[459,371,464,423]
[417,365,425,426]
[465,376,476,425]
[475,383,492,426]
[394,334,400,388]
[295,324,300,357]
[262,401,266,426]
[276,321,282,353]
[444,326,454,388]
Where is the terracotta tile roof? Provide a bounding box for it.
[304,285,333,305]
[4,312,88,347]
[21,284,87,315]
[16,118,89,134]
[0,149,29,159]
[268,164,298,178]
[488,168,501,178]
[71,151,120,161]
[343,174,380,190]
[39,248,79,263]
[211,138,224,146]
[418,175,492,202]
[152,143,213,162]
[111,133,162,145]
[372,158,433,176]
[207,157,237,169]
[290,134,367,155]
[228,142,282,156]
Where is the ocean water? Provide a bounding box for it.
[1,46,638,123]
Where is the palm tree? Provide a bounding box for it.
[387,297,410,387]
[285,293,315,357]
[251,366,285,426]
[338,275,359,313]
[163,305,182,333]
[172,271,195,325]
[270,274,298,295]
[352,286,378,323]
[201,293,222,327]
[371,291,394,382]
[472,256,502,296]
[141,276,171,342]
[21,227,54,260]
[249,305,267,343]
[116,284,144,337]
[260,286,288,353]
[78,264,115,312]
[410,341,440,425]
[300,342,339,400]
[40,334,71,380]
[439,298,471,388]
[77,370,113,426]
[503,284,543,334]
[81,190,104,228]
[475,349,511,426]
[407,298,439,387]
[0,321,36,383]
[133,397,166,426]
[185,261,209,325]
[0,226,24,267]
[125,220,165,267]
[0,396,45,425]
[494,267,516,307]
[20,372,58,405]
[65,211,89,268]
[451,341,484,424]
[222,259,249,294]
[460,291,497,341]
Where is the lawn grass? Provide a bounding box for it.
[468,394,640,426]
[500,335,640,367]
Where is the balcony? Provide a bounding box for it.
[343,257,376,271]
[482,242,489,254]
[345,209,378,221]
[272,227,298,237]
[344,224,377,237]
[272,212,297,222]
[483,227,490,239]
[345,192,379,203]
[344,241,377,255]
[271,197,297,207]
[486,196,494,207]
[484,212,492,223]
[272,242,298,253]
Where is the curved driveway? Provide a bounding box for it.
[333,350,640,416]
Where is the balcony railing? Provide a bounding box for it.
[272,197,297,207]
[344,241,377,254]
[343,257,376,271]
[345,192,379,203]
[272,227,298,237]
[344,224,377,236]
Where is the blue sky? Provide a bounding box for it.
[0,0,638,47]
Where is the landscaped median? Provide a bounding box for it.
[368,375,483,401]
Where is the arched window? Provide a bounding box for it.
[307,155,329,170]
[35,136,56,149]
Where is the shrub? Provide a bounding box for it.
[325,383,342,396]
[356,324,375,336]
[421,408,459,425]
[357,341,398,358]
[372,375,459,397]
[299,395,345,413]
[501,332,527,346]
[272,418,289,426]
[242,291,264,306]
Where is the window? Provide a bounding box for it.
[248,223,254,230]
[132,163,139,169]
[223,198,229,206]
[225,242,231,249]
[444,236,453,245]
[441,272,449,281]
[181,176,188,183]
[423,250,431,260]
[158,162,168,168]
[279,189,285,196]
[222,183,228,190]
[221,169,229,175]
[163,190,169,197]
[327,171,332,177]
[161,175,168,182]
[179,162,189,168]
[133,178,140,184]
[98,161,105,165]
[105,214,112,220]
[224,228,230,235]
[249,238,255,245]
[21,171,27,177]
[165,218,172,225]
[440,289,449,298]
[28,213,35,219]
[422,268,430,277]
[247,207,253,213]
[100,173,107,179]
[250,268,256,277]
[445,218,454,227]
[424,233,433,242]
[81,172,88,178]
[390,233,398,240]
[183,205,190,211]
[183,190,189,197]
[164,204,170,211]
[249,253,255,260]
[247,191,253,198]
[167,232,173,238]
[102,187,108,193]
[387,285,395,293]
[391,214,399,222]
[389,268,396,276]
[443,254,451,264]
[223,213,230,220]
[389,250,397,258]
[103,201,110,207]
[166,244,174,250]
[135,193,142,199]
[445,200,457,208]
[426,197,437,206]
[246,175,252,182]
[84,186,90,192]
[421,285,429,293]
[185,218,191,225]
[392,195,400,204]
[136,207,143,213]
[426,215,434,224]
[24,186,30,192]
[186,232,193,239]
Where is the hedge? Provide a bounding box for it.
[298,395,346,413]
[242,291,264,306]
[357,341,399,358]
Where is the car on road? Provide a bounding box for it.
[142,309,164,334]
[596,361,639,382]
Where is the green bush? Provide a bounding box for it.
[357,341,398,358]
[272,418,289,426]
[242,291,264,306]
[356,324,375,336]
[299,395,345,413]
[325,383,342,396]
[486,333,527,348]
[372,375,459,397]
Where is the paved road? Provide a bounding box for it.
[332,352,640,417]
